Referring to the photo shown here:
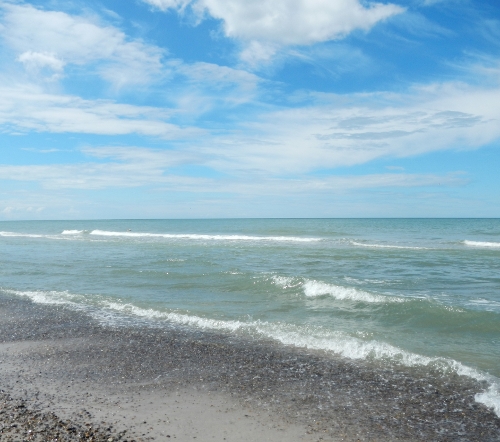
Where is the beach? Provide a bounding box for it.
[1,219,500,441]
[1,293,499,442]
[2,0,500,436]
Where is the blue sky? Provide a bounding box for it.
[1,0,499,219]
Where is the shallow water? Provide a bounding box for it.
[1,218,499,414]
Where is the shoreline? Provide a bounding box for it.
[1,293,499,441]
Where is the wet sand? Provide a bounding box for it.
[1,293,499,441]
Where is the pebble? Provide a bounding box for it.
[0,391,122,441]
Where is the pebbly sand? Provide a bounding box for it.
[1,293,499,441]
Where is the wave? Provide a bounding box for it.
[89,230,320,242]
[467,299,500,312]
[351,241,428,250]
[271,276,302,289]
[0,231,46,238]
[464,240,500,248]
[1,230,91,240]
[3,286,499,417]
[2,229,320,243]
[272,276,405,304]
[303,280,405,303]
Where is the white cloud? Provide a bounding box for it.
[193,81,500,175]
[1,77,499,177]
[0,83,200,138]
[198,0,404,45]
[144,0,191,11]
[191,172,467,195]
[0,146,201,189]
[171,60,262,106]
[0,144,466,191]
[0,203,44,216]
[0,56,262,137]
[143,0,404,62]
[0,3,164,87]
[17,51,65,80]
[0,58,261,135]
[176,61,260,89]
[240,41,279,65]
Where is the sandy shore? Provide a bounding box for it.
[1,293,499,441]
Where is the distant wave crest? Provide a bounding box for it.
[351,241,428,250]
[464,240,500,248]
[89,229,320,242]
[0,231,45,238]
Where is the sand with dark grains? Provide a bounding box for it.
[1,293,499,441]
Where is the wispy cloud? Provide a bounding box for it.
[181,80,500,176]
[2,75,499,175]
[1,0,499,218]
[0,83,201,137]
[0,145,467,193]
[0,2,165,87]
[17,51,65,81]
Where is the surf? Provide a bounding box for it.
[3,286,500,417]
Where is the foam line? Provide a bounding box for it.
[303,280,404,303]
[272,276,405,304]
[0,231,45,238]
[89,230,320,242]
[3,287,499,417]
[464,240,500,248]
[351,241,428,250]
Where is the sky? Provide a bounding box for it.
[1,0,499,219]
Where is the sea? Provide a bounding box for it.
[1,218,499,416]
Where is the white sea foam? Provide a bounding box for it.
[89,230,320,242]
[351,241,428,250]
[3,288,86,307]
[303,280,404,303]
[1,230,84,240]
[0,231,45,238]
[271,275,405,303]
[272,276,301,288]
[467,299,500,311]
[344,276,389,285]
[464,240,500,248]
[62,230,84,235]
[476,384,500,417]
[3,287,500,417]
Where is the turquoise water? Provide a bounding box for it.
[1,219,499,413]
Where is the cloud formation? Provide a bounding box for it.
[1,77,499,174]
[0,2,164,86]
[0,83,199,138]
[191,81,500,175]
[17,51,65,80]
[1,0,499,218]
[0,145,466,191]
[143,0,404,62]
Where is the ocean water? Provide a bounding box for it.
[1,218,499,415]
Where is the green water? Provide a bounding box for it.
[1,219,499,413]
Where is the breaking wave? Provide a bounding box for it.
[464,240,500,248]
[89,230,320,242]
[351,241,428,250]
[0,231,45,238]
[3,286,499,417]
[272,276,405,304]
